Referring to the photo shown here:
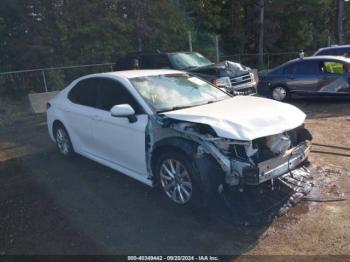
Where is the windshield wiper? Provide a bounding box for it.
[157,104,196,113]
[157,98,224,113]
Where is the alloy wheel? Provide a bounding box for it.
[272,87,287,101]
[160,159,193,204]
[56,128,70,155]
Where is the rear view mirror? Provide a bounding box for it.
[110,104,137,123]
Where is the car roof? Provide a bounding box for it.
[96,69,184,79]
[316,45,350,52]
[287,56,350,64]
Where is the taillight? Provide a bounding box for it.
[46,102,51,109]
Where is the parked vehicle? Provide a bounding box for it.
[258,56,350,101]
[47,70,311,206]
[114,51,257,95]
[313,45,350,57]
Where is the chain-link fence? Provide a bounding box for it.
[0,51,315,97]
[0,63,114,97]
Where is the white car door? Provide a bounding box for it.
[90,78,148,177]
[63,78,99,154]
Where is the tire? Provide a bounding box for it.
[155,150,199,206]
[54,124,74,157]
[271,86,290,102]
[154,149,224,207]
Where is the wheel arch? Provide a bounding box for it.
[150,136,225,194]
[270,82,290,91]
[150,137,199,175]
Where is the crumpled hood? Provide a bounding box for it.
[163,96,306,141]
[188,60,250,77]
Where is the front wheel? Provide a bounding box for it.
[271,86,290,102]
[155,151,202,206]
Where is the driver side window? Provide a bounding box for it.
[97,79,144,114]
[321,61,348,74]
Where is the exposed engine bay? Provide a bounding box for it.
[148,115,312,191]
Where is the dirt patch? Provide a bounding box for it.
[0,97,349,255]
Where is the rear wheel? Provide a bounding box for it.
[271,86,290,102]
[55,125,74,157]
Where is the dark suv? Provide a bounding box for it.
[114,51,256,95]
[313,45,350,57]
[258,56,350,101]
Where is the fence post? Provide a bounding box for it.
[110,64,114,71]
[215,35,220,63]
[267,54,270,70]
[188,31,193,52]
[42,71,48,92]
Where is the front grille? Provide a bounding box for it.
[233,86,256,95]
[230,73,252,86]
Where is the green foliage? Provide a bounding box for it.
[0,0,347,73]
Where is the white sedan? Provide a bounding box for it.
[47,70,312,206]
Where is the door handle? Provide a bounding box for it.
[92,115,102,121]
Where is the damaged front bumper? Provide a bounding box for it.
[243,142,311,185]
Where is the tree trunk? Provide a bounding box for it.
[337,0,344,45]
[133,0,143,51]
[258,0,264,66]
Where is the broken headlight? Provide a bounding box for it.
[213,77,232,89]
[212,139,231,154]
[212,139,256,160]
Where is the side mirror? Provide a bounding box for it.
[110,104,137,123]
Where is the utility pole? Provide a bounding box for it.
[337,0,344,45]
[258,0,265,66]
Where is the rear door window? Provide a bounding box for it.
[153,55,171,68]
[141,55,170,69]
[142,55,158,69]
[294,61,319,75]
[68,78,99,107]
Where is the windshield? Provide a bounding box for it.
[130,74,230,112]
[168,52,213,70]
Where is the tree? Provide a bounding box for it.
[337,0,344,44]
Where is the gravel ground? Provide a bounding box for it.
[0,97,349,257]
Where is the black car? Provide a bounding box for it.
[257,56,350,101]
[313,45,350,57]
[114,51,257,95]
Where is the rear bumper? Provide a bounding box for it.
[243,142,311,185]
